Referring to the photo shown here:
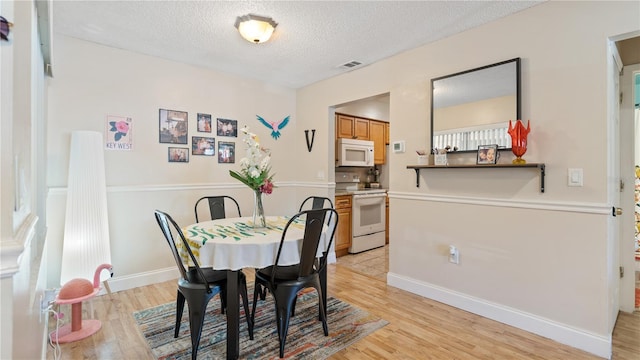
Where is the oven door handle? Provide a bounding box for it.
[353,195,386,205]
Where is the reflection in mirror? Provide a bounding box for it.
[430,58,520,153]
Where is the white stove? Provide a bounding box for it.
[336,171,387,253]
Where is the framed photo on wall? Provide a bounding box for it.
[218,141,235,163]
[476,144,498,165]
[168,147,189,163]
[217,118,238,137]
[159,109,188,144]
[197,113,212,132]
[192,136,215,156]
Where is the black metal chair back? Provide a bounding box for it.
[298,196,334,212]
[155,210,211,290]
[194,195,241,223]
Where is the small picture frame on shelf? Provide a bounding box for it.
[477,144,498,165]
[434,153,447,166]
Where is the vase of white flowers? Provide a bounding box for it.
[229,126,274,228]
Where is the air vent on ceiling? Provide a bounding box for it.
[339,60,362,69]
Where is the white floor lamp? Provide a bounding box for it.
[55,131,113,343]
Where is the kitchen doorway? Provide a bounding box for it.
[331,92,391,281]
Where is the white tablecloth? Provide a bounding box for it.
[183,216,331,270]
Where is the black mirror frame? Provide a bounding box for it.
[430,58,521,154]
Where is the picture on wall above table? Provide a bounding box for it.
[168,147,189,163]
[159,108,188,144]
[217,118,238,137]
[477,144,498,165]
[218,141,235,163]
[197,113,212,133]
[192,136,215,156]
[105,115,133,150]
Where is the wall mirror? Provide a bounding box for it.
[430,57,521,153]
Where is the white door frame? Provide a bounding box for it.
[606,40,622,334]
[618,61,640,313]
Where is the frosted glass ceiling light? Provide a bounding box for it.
[60,131,112,286]
[234,14,277,44]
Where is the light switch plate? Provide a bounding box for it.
[568,168,583,187]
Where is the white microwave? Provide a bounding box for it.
[336,138,374,167]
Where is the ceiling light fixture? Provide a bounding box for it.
[234,14,277,44]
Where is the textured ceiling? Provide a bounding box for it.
[52,1,542,89]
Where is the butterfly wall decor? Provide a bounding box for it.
[257,115,290,140]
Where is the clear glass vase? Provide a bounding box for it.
[252,189,267,228]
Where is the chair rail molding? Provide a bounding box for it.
[388,191,611,215]
[0,214,38,278]
[48,181,332,194]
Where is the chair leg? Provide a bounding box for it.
[274,288,299,358]
[251,281,262,328]
[315,285,329,336]
[184,289,216,360]
[239,276,254,339]
[175,290,186,338]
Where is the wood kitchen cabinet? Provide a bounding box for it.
[369,120,386,165]
[335,113,389,164]
[385,122,390,145]
[334,195,352,257]
[336,114,369,140]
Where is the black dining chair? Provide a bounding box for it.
[298,196,334,212]
[250,208,338,358]
[154,210,253,360]
[194,195,242,223]
[255,196,334,301]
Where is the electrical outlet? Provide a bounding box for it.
[449,245,459,264]
[41,288,58,313]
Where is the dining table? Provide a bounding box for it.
[182,215,333,360]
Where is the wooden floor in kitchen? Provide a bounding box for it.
[48,245,639,359]
[335,244,388,280]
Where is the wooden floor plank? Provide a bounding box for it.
[46,256,639,359]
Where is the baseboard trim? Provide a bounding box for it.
[101,267,178,295]
[386,272,611,359]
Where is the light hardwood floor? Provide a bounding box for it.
[48,250,639,359]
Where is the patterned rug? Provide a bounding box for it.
[133,289,388,359]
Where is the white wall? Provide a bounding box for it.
[0,1,49,359]
[297,1,639,358]
[46,35,317,290]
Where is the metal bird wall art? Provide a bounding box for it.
[257,115,290,140]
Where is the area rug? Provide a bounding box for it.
[133,289,388,359]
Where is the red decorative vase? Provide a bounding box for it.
[508,120,530,164]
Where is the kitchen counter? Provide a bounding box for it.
[335,188,387,196]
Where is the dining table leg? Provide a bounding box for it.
[226,270,239,360]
